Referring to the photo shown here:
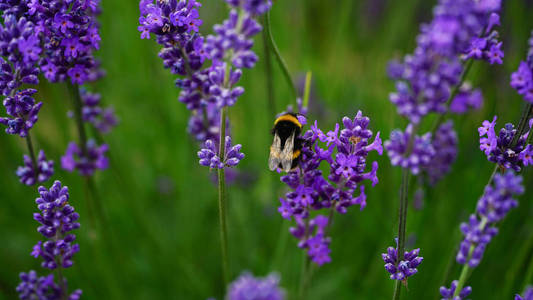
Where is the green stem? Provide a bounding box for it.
[302,71,312,111]
[262,15,276,118]
[25,133,39,175]
[67,83,88,156]
[524,248,533,291]
[298,251,309,300]
[512,103,533,147]
[453,260,472,298]
[431,59,474,132]
[218,106,229,286]
[392,167,410,300]
[264,11,297,100]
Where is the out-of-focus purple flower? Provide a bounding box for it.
[207,64,244,107]
[456,172,523,267]
[450,84,483,114]
[386,0,501,123]
[515,287,533,300]
[0,89,42,137]
[440,280,472,300]
[16,271,61,300]
[278,112,382,265]
[425,121,458,185]
[385,125,436,175]
[382,239,423,281]
[226,0,272,16]
[16,150,54,186]
[73,89,118,134]
[511,31,533,104]
[227,272,285,300]
[198,136,245,169]
[61,140,109,176]
[478,116,530,172]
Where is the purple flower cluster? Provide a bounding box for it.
[440,280,472,300]
[426,121,458,185]
[456,172,523,268]
[516,287,533,300]
[61,140,109,176]
[16,150,54,186]
[277,112,382,265]
[139,0,271,168]
[17,181,82,299]
[384,125,435,175]
[478,116,531,172]
[449,84,483,114]
[70,89,118,134]
[0,14,40,97]
[226,272,285,300]
[510,31,533,103]
[28,0,104,84]
[382,240,423,281]
[198,136,245,169]
[0,89,42,137]
[387,0,502,123]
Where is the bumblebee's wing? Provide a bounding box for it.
[280,131,295,172]
[269,134,282,171]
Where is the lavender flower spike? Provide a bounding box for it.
[510,31,533,104]
[61,140,109,176]
[382,239,423,281]
[227,272,285,300]
[16,150,54,186]
[18,180,82,299]
[440,280,472,300]
[198,136,245,168]
[515,287,533,300]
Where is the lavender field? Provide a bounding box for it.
[1,0,533,299]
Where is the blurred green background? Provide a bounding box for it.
[1,0,533,299]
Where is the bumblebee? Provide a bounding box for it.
[269,113,303,172]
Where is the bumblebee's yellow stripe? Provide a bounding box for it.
[292,149,301,159]
[274,114,302,128]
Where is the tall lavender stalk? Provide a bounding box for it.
[382,1,505,297]
[0,9,54,186]
[439,172,524,299]
[139,0,272,286]
[17,181,82,300]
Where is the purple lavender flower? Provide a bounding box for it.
[440,280,472,300]
[226,0,272,16]
[278,112,382,265]
[227,272,285,300]
[0,15,40,96]
[70,89,118,134]
[384,125,436,175]
[16,150,54,186]
[511,31,533,103]
[478,116,530,172]
[382,239,423,281]
[515,287,533,300]
[456,172,523,267]
[61,140,109,176]
[18,181,82,299]
[28,0,104,84]
[450,84,483,114]
[0,89,42,137]
[205,9,262,68]
[16,271,61,300]
[198,136,244,169]
[140,0,271,162]
[387,0,501,123]
[425,121,458,185]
